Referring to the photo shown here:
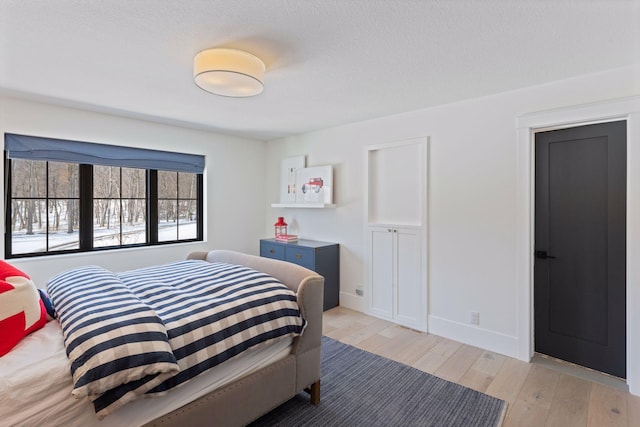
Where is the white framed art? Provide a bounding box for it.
[279,156,306,203]
[295,165,333,204]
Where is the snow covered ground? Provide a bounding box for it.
[11,221,197,254]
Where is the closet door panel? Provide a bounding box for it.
[395,228,421,328]
[370,227,394,319]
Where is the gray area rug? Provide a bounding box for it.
[251,336,507,426]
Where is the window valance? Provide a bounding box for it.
[5,133,205,174]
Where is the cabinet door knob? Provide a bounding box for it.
[295,253,302,259]
[269,249,275,254]
[388,228,392,232]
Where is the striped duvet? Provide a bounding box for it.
[47,260,306,419]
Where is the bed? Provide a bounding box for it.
[0,250,324,427]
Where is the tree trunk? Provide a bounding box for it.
[26,162,34,235]
[53,200,60,230]
[26,200,34,235]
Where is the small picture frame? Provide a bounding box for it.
[295,165,333,204]
[279,156,306,203]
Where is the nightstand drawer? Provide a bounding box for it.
[260,242,285,259]
[285,246,315,270]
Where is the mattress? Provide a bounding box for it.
[0,321,293,427]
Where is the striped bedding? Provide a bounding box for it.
[46,260,306,419]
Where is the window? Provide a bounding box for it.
[4,134,204,258]
[93,166,147,248]
[158,171,199,242]
[9,159,80,255]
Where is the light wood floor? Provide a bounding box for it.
[323,307,640,427]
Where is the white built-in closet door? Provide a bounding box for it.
[395,227,421,327]
[369,226,394,319]
[366,137,428,332]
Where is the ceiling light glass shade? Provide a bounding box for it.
[194,48,265,97]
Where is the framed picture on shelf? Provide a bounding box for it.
[279,156,306,203]
[296,165,333,204]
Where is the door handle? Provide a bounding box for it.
[535,250,556,260]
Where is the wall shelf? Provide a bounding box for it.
[271,203,336,209]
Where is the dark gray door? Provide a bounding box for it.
[534,121,626,378]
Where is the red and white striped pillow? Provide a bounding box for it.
[0,261,48,356]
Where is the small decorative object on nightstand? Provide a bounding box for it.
[260,238,339,311]
[274,217,288,238]
[274,217,298,242]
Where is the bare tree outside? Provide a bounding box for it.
[158,171,198,241]
[8,159,198,255]
[10,159,78,254]
[93,166,146,247]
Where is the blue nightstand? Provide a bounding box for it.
[260,238,339,311]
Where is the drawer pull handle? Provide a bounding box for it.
[269,249,275,254]
[295,253,302,259]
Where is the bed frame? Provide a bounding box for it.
[143,250,325,427]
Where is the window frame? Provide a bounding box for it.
[4,155,204,259]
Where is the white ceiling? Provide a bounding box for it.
[1,1,638,140]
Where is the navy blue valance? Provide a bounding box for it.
[4,133,205,174]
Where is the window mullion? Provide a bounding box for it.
[119,168,123,246]
[197,174,203,241]
[45,162,49,251]
[79,164,93,250]
[5,155,12,256]
[149,170,158,244]
[175,172,179,241]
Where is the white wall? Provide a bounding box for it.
[0,96,266,286]
[264,64,640,358]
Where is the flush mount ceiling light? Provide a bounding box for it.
[194,48,265,97]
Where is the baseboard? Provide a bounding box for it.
[428,315,519,358]
[333,303,519,359]
[339,291,365,312]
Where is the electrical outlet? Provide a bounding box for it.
[470,311,480,325]
[355,287,364,297]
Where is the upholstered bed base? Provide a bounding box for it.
[143,250,324,427]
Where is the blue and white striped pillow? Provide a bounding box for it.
[47,265,179,399]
